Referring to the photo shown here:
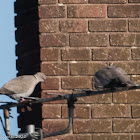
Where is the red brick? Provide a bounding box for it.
[42,120,68,133]
[93,48,131,61]
[108,5,140,18]
[59,0,88,3]
[44,134,91,140]
[68,5,106,18]
[111,62,140,74]
[39,34,68,47]
[41,63,68,76]
[41,92,67,104]
[39,20,58,33]
[60,20,87,33]
[62,105,90,119]
[113,119,140,132]
[74,119,111,133]
[62,77,91,89]
[132,48,140,60]
[129,0,140,2]
[70,63,106,76]
[90,0,126,3]
[38,0,56,4]
[62,49,90,61]
[41,77,59,90]
[42,105,61,119]
[129,20,140,32]
[132,105,140,118]
[133,135,140,140]
[93,134,130,140]
[77,93,112,104]
[113,91,140,104]
[41,48,59,61]
[89,20,127,32]
[62,135,91,140]
[110,34,140,46]
[70,34,108,47]
[39,6,65,18]
[132,75,140,83]
[92,104,131,118]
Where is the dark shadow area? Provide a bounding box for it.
[14,0,41,133]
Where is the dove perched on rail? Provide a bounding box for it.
[94,65,137,91]
[0,72,46,101]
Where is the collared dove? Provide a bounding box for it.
[94,65,137,91]
[0,72,46,101]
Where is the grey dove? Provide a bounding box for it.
[94,65,137,91]
[0,72,46,101]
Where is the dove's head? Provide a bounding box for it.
[34,72,47,82]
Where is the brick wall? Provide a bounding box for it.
[15,0,140,139]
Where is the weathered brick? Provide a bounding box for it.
[68,5,106,18]
[39,20,58,33]
[129,20,140,32]
[59,0,88,3]
[74,119,111,133]
[92,104,131,118]
[93,48,131,61]
[60,20,87,33]
[70,34,108,47]
[38,0,56,4]
[113,119,140,132]
[41,48,59,61]
[129,0,140,2]
[42,105,61,119]
[132,75,140,83]
[132,48,140,60]
[62,105,90,119]
[132,105,140,118]
[39,6,65,18]
[113,91,140,104]
[110,34,140,46]
[133,135,140,140]
[62,77,91,89]
[41,92,67,104]
[62,135,91,140]
[41,63,68,76]
[89,0,126,3]
[42,120,68,133]
[39,34,68,47]
[93,135,130,140]
[111,62,140,74]
[41,77,59,90]
[62,49,90,61]
[70,63,106,76]
[44,134,91,140]
[89,20,127,32]
[77,93,112,104]
[108,5,140,18]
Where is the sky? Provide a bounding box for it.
[0,0,19,138]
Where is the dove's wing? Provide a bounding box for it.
[0,75,37,95]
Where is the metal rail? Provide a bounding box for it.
[0,85,140,139]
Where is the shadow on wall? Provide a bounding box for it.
[14,0,41,133]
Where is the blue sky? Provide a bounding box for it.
[0,0,18,138]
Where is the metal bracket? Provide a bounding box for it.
[43,94,77,138]
[0,85,140,139]
[0,94,77,139]
[0,110,43,140]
